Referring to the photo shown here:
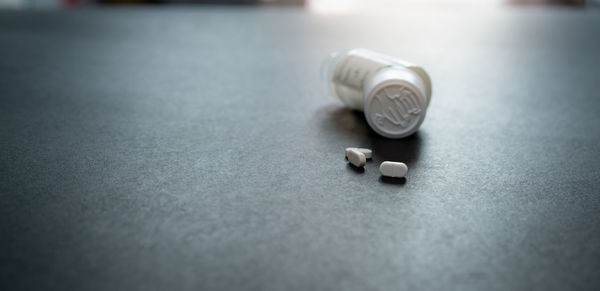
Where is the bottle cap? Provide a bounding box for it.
[363,68,429,138]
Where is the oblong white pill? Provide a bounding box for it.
[347,148,366,167]
[345,147,372,159]
[379,161,408,178]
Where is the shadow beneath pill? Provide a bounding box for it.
[379,176,407,185]
[317,105,422,166]
[346,163,365,174]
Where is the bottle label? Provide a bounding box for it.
[334,55,397,90]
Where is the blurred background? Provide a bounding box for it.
[0,0,598,10]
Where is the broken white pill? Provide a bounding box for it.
[347,148,366,167]
[345,147,372,159]
[379,161,408,178]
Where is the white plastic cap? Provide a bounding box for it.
[363,68,429,139]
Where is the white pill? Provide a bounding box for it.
[346,148,366,167]
[379,161,408,178]
[345,147,372,159]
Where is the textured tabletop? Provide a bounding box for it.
[1,5,599,291]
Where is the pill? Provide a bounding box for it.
[345,147,372,159]
[379,161,408,178]
[346,148,366,167]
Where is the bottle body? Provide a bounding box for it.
[322,48,432,138]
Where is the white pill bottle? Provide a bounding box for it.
[322,48,432,138]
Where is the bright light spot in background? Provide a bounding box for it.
[307,0,505,14]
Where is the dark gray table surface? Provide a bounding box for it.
[1,5,599,291]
